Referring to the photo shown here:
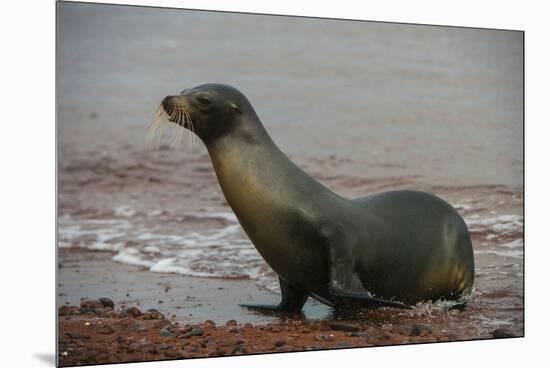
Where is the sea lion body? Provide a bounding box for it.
[158,83,474,310]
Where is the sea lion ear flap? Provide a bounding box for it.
[230,103,242,114]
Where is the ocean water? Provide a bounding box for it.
[57,3,523,334]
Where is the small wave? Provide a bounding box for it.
[58,211,277,290]
[59,208,522,292]
[465,214,523,235]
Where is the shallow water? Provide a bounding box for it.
[57,3,523,336]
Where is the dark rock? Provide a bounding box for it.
[79,307,96,315]
[98,297,114,309]
[182,328,204,338]
[337,341,351,348]
[225,319,237,327]
[80,299,104,309]
[229,327,239,333]
[232,345,248,354]
[275,340,285,347]
[160,325,173,337]
[350,331,369,338]
[410,324,432,337]
[157,343,170,350]
[65,331,83,339]
[329,322,360,332]
[120,306,142,318]
[492,328,516,338]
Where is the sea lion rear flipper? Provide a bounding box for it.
[239,277,308,313]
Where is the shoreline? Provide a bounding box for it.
[57,248,520,366]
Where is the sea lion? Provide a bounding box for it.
[153,83,475,312]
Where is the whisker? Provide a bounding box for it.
[147,105,168,149]
[186,110,196,149]
[169,125,181,151]
[156,119,166,150]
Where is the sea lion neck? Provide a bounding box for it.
[204,114,334,228]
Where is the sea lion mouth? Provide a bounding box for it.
[147,97,197,150]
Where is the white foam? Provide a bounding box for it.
[59,209,523,292]
[112,250,155,268]
[113,205,136,217]
[465,214,523,234]
[475,249,523,259]
[499,239,523,249]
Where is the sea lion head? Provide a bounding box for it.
[157,83,251,143]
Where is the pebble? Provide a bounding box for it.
[140,311,165,320]
[184,328,204,338]
[80,299,103,309]
[127,322,147,332]
[93,308,109,318]
[275,340,286,347]
[98,297,114,309]
[58,305,79,316]
[349,331,369,338]
[65,331,83,339]
[492,328,516,338]
[120,307,142,318]
[410,324,433,337]
[337,341,351,348]
[160,325,174,337]
[79,307,97,315]
[329,322,360,332]
[141,343,158,354]
[96,325,114,334]
[126,343,140,353]
[232,345,248,355]
[204,320,216,327]
[106,311,120,318]
[225,319,237,327]
[154,319,171,330]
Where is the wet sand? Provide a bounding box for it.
[58,248,520,366]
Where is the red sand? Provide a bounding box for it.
[59,300,507,367]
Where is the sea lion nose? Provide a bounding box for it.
[162,96,172,108]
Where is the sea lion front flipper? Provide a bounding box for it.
[326,238,410,309]
[239,277,308,313]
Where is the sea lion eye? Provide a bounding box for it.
[196,96,212,106]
